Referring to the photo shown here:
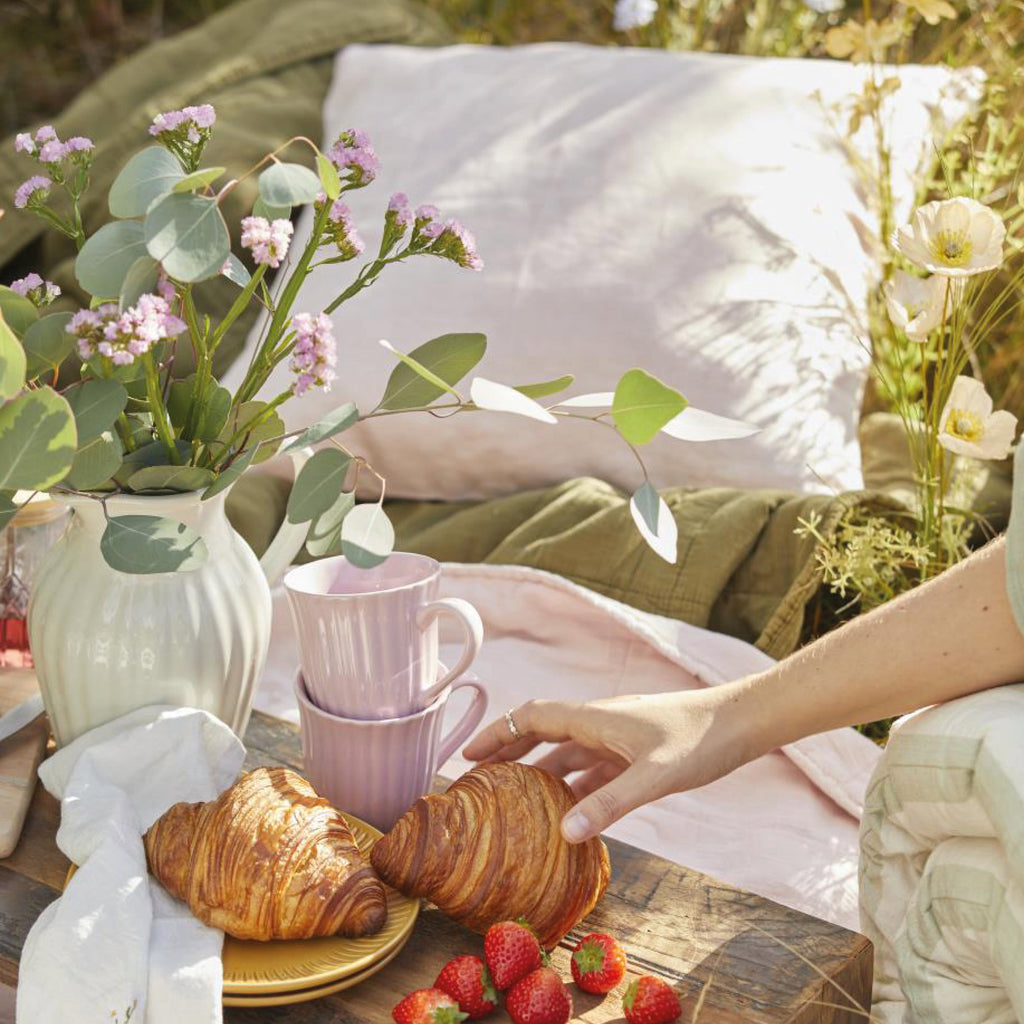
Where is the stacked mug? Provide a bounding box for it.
[284,553,487,831]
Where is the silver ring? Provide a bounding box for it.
[504,708,522,742]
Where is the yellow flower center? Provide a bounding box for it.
[946,408,984,442]
[931,230,972,267]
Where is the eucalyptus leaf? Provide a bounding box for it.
[0,493,18,533]
[75,221,149,299]
[341,502,395,569]
[0,287,38,337]
[100,515,209,574]
[119,255,160,309]
[514,375,575,400]
[283,401,358,452]
[0,388,77,490]
[127,464,217,493]
[305,490,355,557]
[114,439,191,485]
[167,377,231,441]
[172,166,226,193]
[287,448,351,524]
[258,162,321,207]
[21,313,74,380]
[611,369,687,445]
[64,431,123,490]
[661,406,759,442]
[316,153,342,201]
[629,482,677,564]
[145,192,230,283]
[216,401,283,464]
[378,333,486,411]
[220,253,251,288]
[252,198,290,220]
[64,379,129,444]
[469,377,558,424]
[0,310,26,401]
[108,146,186,218]
[201,444,258,501]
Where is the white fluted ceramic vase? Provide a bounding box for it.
[28,483,309,747]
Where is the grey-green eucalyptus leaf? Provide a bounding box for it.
[75,221,149,299]
[341,502,395,569]
[144,192,230,283]
[64,379,129,444]
[286,448,351,524]
[283,401,358,452]
[378,333,486,411]
[305,489,355,557]
[0,388,77,490]
[611,369,687,445]
[514,375,575,400]
[172,166,226,193]
[201,444,258,501]
[109,146,186,218]
[119,255,161,309]
[21,313,74,380]
[100,514,209,574]
[0,287,38,337]
[126,464,217,494]
[258,162,321,207]
[64,431,123,490]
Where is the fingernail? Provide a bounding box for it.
[562,809,592,843]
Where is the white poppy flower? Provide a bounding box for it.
[938,376,1017,460]
[894,197,1006,277]
[883,271,949,342]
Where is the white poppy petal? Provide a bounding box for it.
[661,406,760,442]
[470,377,558,424]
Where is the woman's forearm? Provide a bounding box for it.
[731,536,1024,758]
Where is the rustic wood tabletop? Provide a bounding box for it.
[0,710,872,1023]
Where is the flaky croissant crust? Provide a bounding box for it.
[145,767,387,941]
[370,761,610,948]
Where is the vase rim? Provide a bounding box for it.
[52,487,220,510]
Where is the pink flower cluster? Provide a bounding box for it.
[289,312,337,396]
[14,175,51,209]
[149,104,216,143]
[328,128,379,186]
[14,125,94,165]
[408,205,483,271]
[317,195,364,260]
[10,273,60,307]
[67,294,185,366]
[414,204,444,239]
[240,216,294,268]
[387,192,413,231]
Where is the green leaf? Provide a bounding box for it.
[305,489,355,557]
[126,464,217,493]
[378,334,485,410]
[316,153,342,201]
[514,375,575,400]
[217,401,283,464]
[64,431,123,490]
[0,493,18,533]
[630,482,677,564]
[108,146,186,218]
[100,514,209,574]
[341,502,395,569]
[114,439,191,485]
[286,448,351,523]
[0,388,77,490]
[0,287,38,337]
[283,401,358,452]
[258,162,320,207]
[220,253,251,288]
[201,444,258,501]
[167,376,231,442]
[0,309,26,401]
[144,192,230,283]
[252,198,290,220]
[64,379,129,444]
[119,255,160,309]
[171,166,226,193]
[21,312,74,380]
[75,220,149,299]
[611,369,688,445]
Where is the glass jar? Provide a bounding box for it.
[1,492,70,669]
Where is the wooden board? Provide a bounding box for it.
[0,710,873,1023]
[0,669,47,859]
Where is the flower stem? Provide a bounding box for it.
[144,353,181,464]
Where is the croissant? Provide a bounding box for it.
[370,761,610,948]
[144,766,388,941]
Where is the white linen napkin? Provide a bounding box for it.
[17,706,245,1024]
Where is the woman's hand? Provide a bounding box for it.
[462,687,758,844]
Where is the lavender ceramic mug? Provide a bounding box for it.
[295,667,488,830]
[283,553,483,720]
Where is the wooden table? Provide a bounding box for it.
[0,711,872,1023]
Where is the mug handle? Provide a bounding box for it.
[416,597,484,705]
[437,676,489,765]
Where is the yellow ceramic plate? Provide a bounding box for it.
[67,812,419,998]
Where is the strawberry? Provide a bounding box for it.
[622,976,682,1024]
[483,919,545,991]
[570,932,627,994]
[506,967,572,1024]
[435,955,499,1019]
[392,987,469,1024]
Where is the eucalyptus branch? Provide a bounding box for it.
[143,353,181,465]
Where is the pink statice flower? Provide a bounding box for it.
[149,104,216,170]
[64,136,95,161]
[14,133,35,155]
[328,128,379,186]
[413,204,444,240]
[315,194,364,260]
[288,312,337,396]
[14,175,51,209]
[67,295,184,366]
[10,272,61,307]
[387,192,412,231]
[38,140,67,164]
[240,215,294,268]
[155,271,177,303]
[437,219,484,271]
[34,126,58,144]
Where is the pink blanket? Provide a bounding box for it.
[259,563,880,932]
